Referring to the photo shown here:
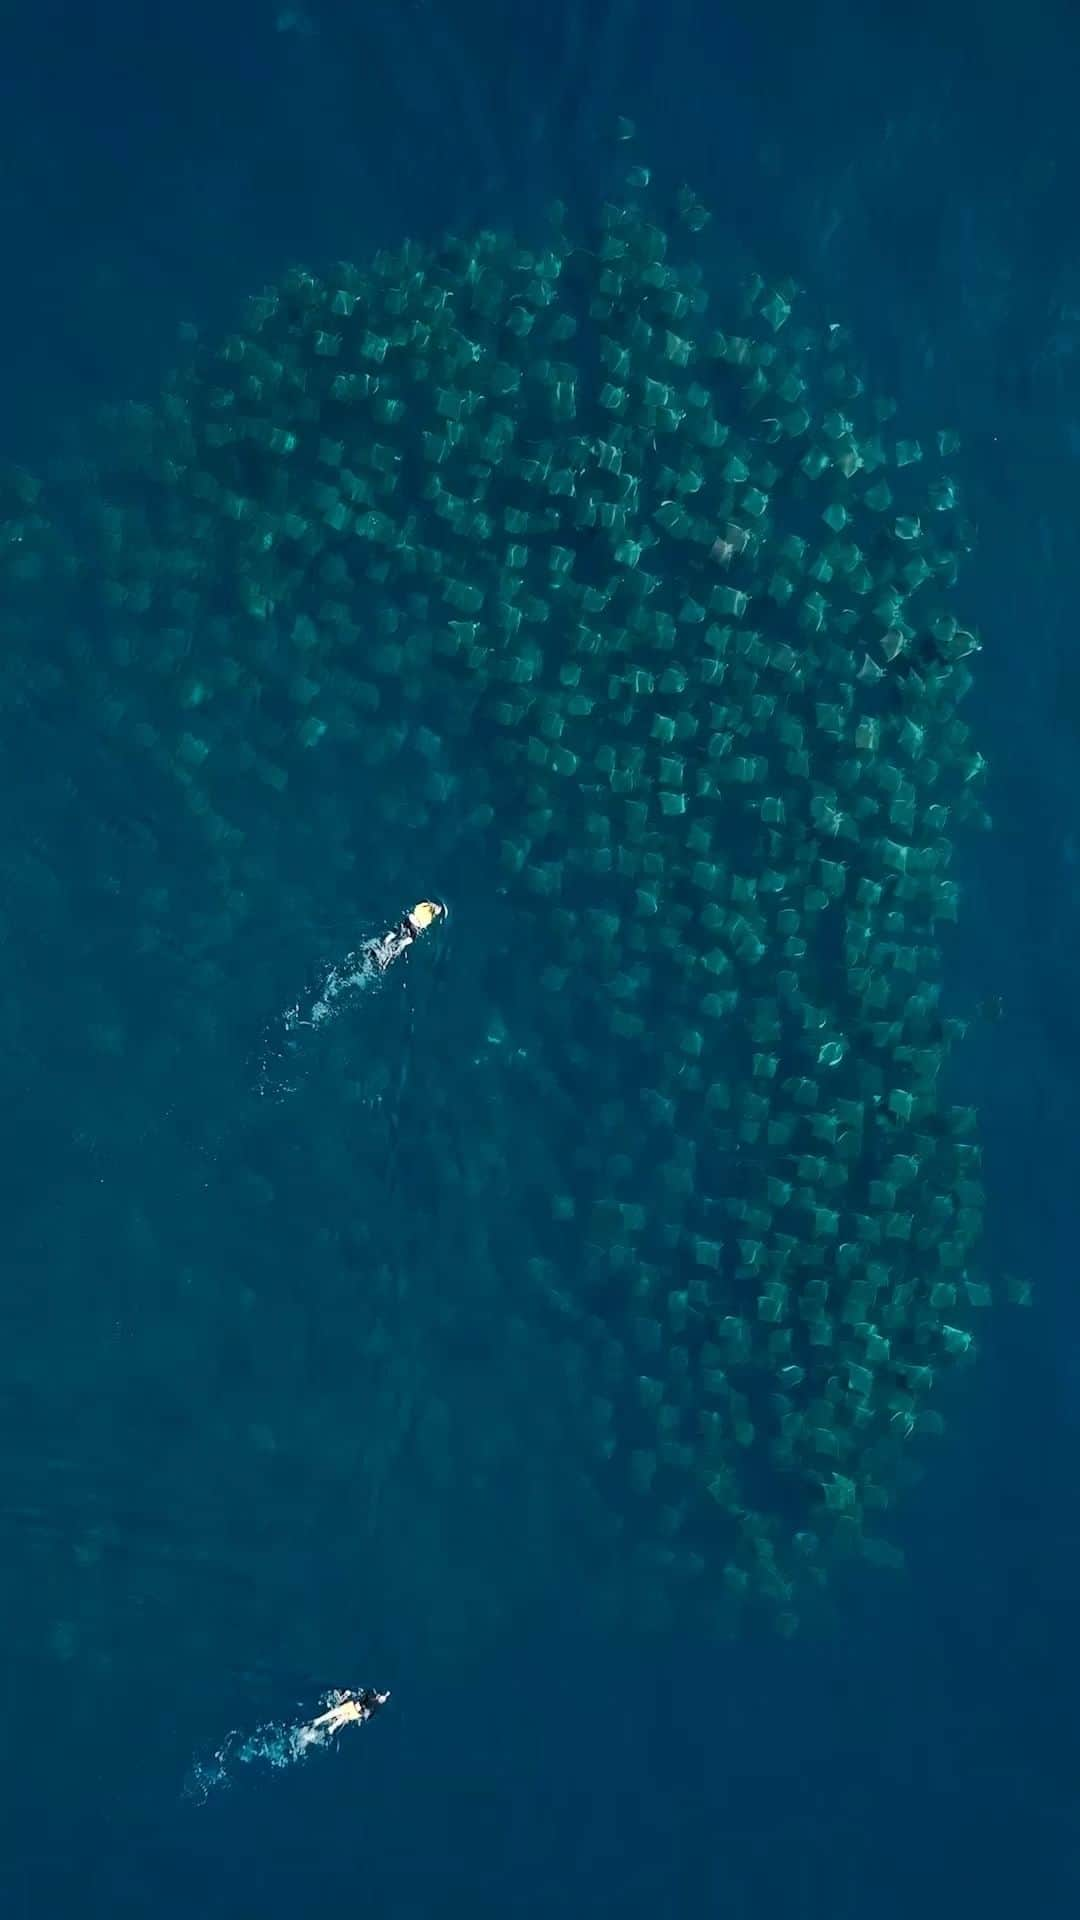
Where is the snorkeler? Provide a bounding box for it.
[364,900,444,973]
[186,1686,391,1797]
[272,899,445,1064]
[293,1687,391,1751]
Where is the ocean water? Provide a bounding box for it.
[1,1,1077,1915]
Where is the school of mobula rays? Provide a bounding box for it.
[2,142,1012,1631]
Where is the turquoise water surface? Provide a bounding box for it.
[0,3,1075,1915]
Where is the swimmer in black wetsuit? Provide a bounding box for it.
[366,900,444,973]
[281,900,445,1041]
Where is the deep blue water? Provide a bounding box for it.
[1,1,1078,1914]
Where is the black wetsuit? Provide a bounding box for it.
[368,918,417,972]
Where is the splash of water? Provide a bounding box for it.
[257,935,392,1099]
[184,1691,374,1802]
